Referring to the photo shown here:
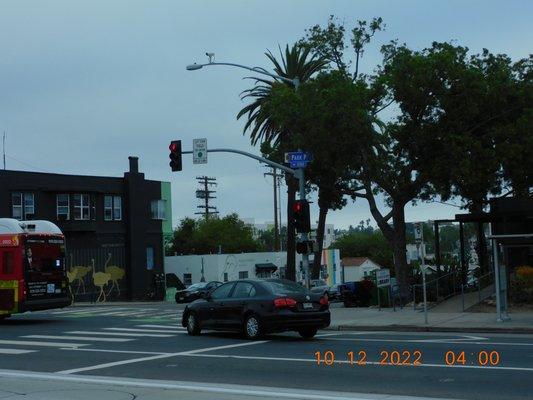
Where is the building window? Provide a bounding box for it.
[238,271,249,280]
[2,251,14,275]
[183,273,192,286]
[12,192,34,220]
[56,194,70,220]
[113,196,122,220]
[104,195,122,221]
[151,200,166,220]
[73,194,90,220]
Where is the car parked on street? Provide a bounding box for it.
[175,281,222,303]
[327,283,344,301]
[182,278,330,339]
[309,279,330,296]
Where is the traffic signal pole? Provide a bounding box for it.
[181,146,311,287]
[296,167,311,288]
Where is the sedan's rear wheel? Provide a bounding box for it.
[243,314,262,340]
[298,328,318,339]
[186,312,201,336]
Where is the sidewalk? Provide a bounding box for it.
[328,303,533,334]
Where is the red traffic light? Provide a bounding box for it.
[169,143,178,152]
[293,202,303,213]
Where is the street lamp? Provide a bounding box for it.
[186,54,300,88]
[186,53,310,286]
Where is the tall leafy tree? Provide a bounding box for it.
[237,44,326,280]
[169,214,262,255]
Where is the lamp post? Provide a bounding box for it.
[186,56,310,286]
[186,60,300,88]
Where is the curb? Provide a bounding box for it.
[326,325,533,334]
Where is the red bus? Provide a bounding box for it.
[0,219,71,319]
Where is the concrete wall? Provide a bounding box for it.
[165,252,294,285]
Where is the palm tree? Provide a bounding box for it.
[237,44,326,280]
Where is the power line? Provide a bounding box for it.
[5,154,49,172]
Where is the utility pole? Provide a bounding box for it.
[195,176,218,220]
[264,166,284,251]
[2,131,6,170]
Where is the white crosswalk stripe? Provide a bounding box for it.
[66,330,176,337]
[51,307,122,315]
[0,348,38,354]
[136,324,181,329]
[22,335,134,343]
[0,339,88,348]
[104,327,185,333]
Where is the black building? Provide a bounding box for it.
[0,157,173,300]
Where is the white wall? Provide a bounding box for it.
[343,259,381,282]
[165,252,305,285]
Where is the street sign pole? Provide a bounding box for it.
[414,222,428,325]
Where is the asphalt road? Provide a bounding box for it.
[0,303,532,400]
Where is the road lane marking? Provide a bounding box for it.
[104,327,186,333]
[0,340,87,348]
[62,348,168,355]
[51,307,124,315]
[0,369,450,400]
[0,348,37,354]
[186,353,533,372]
[65,330,177,337]
[136,324,180,329]
[22,335,134,343]
[57,340,269,374]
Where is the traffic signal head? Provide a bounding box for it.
[296,240,314,254]
[169,140,182,172]
[293,200,311,233]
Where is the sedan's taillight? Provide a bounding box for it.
[319,296,329,306]
[274,297,297,308]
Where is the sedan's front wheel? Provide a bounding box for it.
[186,312,201,336]
[243,314,262,340]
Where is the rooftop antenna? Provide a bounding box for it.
[2,131,5,170]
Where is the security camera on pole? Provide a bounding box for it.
[414,222,428,324]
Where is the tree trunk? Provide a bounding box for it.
[391,205,409,296]
[312,198,328,279]
[285,174,297,281]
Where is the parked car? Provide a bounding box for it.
[327,283,344,301]
[175,281,222,303]
[182,278,330,339]
[309,279,330,296]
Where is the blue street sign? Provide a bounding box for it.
[285,152,313,168]
[286,152,313,162]
[290,160,308,168]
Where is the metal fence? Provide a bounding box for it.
[461,271,495,311]
[67,246,128,302]
[412,270,463,310]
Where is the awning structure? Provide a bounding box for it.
[255,263,278,272]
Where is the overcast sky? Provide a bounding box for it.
[1,0,531,229]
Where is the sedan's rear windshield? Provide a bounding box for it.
[187,283,206,290]
[265,280,308,295]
